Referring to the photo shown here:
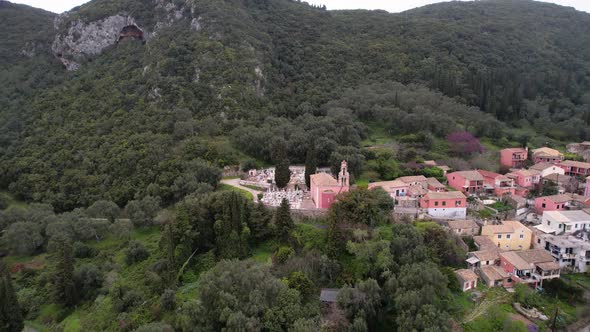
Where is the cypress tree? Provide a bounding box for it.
[0,261,24,332]
[304,143,317,189]
[274,198,294,243]
[273,140,291,189]
[53,238,78,307]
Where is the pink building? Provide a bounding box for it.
[368,179,408,198]
[310,161,350,209]
[532,147,563,164]
[500,147,528,169]
[478,170,516,197]
[420,191,467,219]
[534,194,572,214]
[446,171,484,195]
[506,169,541,189]
[557,160,590,177]
[499,250,560,289]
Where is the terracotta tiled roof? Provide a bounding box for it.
[470,249,500,262]
[447,219,478,230]
[368,179,406,189]
[532,147,563,157]
[455,269,478,282]
[480,265,509,280]
[398,175,428,184]
[500,251,531,270]
[536,261,560,271]
[452,170,484,181]
[560,160,590,169]
[473,236,496,250]
[425,191,466,200]
[538,194,574,203]
[310,173,338,186]
[502,147,527,153]
[515,249,555,264]
[426,177,445,188]
[530,162,557,171]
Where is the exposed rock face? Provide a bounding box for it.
[52,15,143,70]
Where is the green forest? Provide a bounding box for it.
[1,0,590,331]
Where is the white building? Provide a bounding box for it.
[529,162,566,178]
[535,210,590,235]
[534,231,590,273]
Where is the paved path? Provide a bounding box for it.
[221,178,263,202]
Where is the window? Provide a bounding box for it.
[498,234,502,239]
[575,224,578,229]
[520,234,524,239]
[442,201,447,206]
[435,201,439,206]
[506,234,511,239]
[542,203,546,208]
[537,239,541,244]
[547,221,551,226]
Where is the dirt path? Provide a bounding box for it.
[462,291,512,323]
[221,178,263,202]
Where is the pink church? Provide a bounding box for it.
[310,161,350,209]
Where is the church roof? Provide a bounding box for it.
[310,172,338,186]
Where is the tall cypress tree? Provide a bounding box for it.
[53,238,78,307]
[274,198,294,243]
[273,140,291,189]
[304,143,317,189]
[0,261,24,332]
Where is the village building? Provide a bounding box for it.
[466,249,500,270]
[534,194,574,214]
[479,265,512,288]
[426,177,446,192]
[500,147,528,169]
[499,249,560,288]
[473,235,498,251]
[446,170,484,195]
[445,219,479,236]
[309,161,350,209]
[481,220,533,251]
[535,209,590,235]
[557,160,590,177]
[419,191,467,219]
[506,169,541,189]
[368,179,408,199]
[478,170,516,197]
[506,195,528,217]
[529,162,565,178]
[531,147,564,164]
[533,231,590,273]
[542,173,580,194]
[567,142,590,161]
[455,269,478,292]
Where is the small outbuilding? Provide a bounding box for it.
[455,269,478,292]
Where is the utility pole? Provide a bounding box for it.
[550,302,559,332]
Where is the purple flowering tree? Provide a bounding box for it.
[446,131,484,157]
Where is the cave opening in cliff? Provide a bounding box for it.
[118,25,144,42]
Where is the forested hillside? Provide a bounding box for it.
[2,0,590,331]
[1,0,590,210]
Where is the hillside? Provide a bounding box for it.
[0,0,589,210]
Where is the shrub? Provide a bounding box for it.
[124,241,150,265]
[275,246,295,264]
[160,289,176,311]
[73,241,96,258]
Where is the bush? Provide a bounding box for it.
[275,246,295,264]
[73,241,96,258]
[124,241,150,265]
[160,289,176,311]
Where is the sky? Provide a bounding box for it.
[10,0,590,14]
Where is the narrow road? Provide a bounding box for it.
[221,178,263,202]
